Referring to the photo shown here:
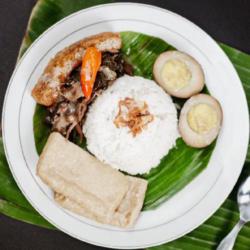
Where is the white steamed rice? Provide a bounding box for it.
[83,75,179,174]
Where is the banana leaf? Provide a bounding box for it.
[18,0,114,59]
[0,138,54,229]
[1,0,249,249]
[33,31,215,210]
[0,198,54,230]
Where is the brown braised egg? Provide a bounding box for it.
[153,51,205,98]
[179,94,222,148]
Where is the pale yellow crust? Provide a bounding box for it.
[55,176,148,228]
[37,132,148,228]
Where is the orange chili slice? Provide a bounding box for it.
[80,47,102,100]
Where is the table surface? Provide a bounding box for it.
[0,0,249,249]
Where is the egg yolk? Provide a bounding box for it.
[187,104,217,134]
[161,59,191,91]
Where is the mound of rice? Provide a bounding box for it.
[83,75,179,174]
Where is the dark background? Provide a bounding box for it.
[0,0,249,249]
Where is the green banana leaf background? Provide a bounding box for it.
[0,0,249,249]
[33,31,215,211]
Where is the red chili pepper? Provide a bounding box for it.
[80,47,102,100]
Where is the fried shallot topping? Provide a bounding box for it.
[114,97,154,137]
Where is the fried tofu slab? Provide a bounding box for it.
[37,133,147,228]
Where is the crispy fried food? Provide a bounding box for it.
[37,133,147,228]
[32,32,122,106]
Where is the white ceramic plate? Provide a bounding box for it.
[2,3,249,249]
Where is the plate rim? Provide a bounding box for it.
[2,2,249,249]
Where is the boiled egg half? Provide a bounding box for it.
[153,51,205,98]
[179,94,222,148]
